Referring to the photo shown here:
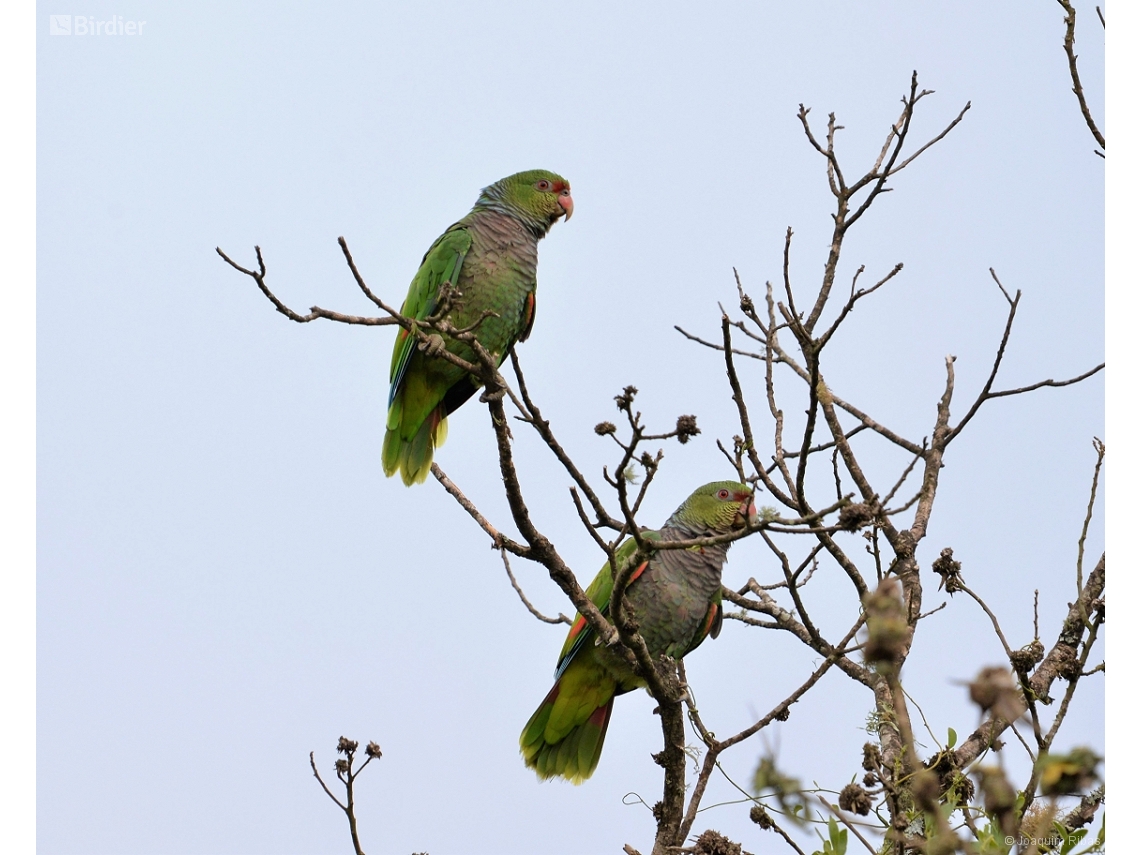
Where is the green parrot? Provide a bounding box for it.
[520,481,757,783]
[382,169,573,485]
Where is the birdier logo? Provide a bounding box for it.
[49,14,147,36]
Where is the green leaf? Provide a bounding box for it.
[1072,816,1105,855]
[1058,826,1087,854]
[973,813,1014,855]
[946,727,957,749]
[813,817,848,855]
[828,817,848,855]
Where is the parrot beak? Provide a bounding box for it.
[734,491,758,528]
[558,193,574,221]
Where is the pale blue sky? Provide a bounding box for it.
[28,2,1110,853]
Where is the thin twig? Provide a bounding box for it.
[1055,0,1106,150]
[678,638,852,843]
[959,584,1015,660]
[818,797,877,855]
[1076,438,1105,598]
[679,319,923,457]
[499,548,571,625]
[817,263,904,350]
[309,743,373,855]
[984,364,1104,400]
[881,449,924,508]
[944,273,1021,443]
[309,752,347,811]
[509,352,622,530]
[953,555,1104,770]
[431,464,524,555]
[946,276,1103,444]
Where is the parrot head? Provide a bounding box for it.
[669,481,757,534]
[476,169,573,236]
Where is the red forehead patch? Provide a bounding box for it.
[551,180,569,193]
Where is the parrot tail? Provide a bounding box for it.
[519,678,614,785]
[382,406,448,486]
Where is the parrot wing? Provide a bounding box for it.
[685,593,724,656]
[387,225,473,406]
[553,533,659,680]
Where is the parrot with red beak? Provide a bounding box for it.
[383,169,573,485]
[520,481,757,783]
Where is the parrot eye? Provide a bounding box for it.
[535,180,552,191]
[717,489,731,500]
[560,187,571,196]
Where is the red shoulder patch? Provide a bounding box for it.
[567,615,588,643]
[701,603,720,638]
[628,561,649,585]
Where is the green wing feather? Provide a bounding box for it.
[387,226,472,404]
[520,482,750,782]
[382,226,472,484]
[554,535,658,673]
[520,534,661,783]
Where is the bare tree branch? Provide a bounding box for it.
[498,548,571,625]
[309,739,382,855]
[953,554,1104,770]
[1076,438,1105,595]
[678,615,864,843]
[1055,0,1106,151]
[231,54,1103,854]
[509,351,623,530]
[431,464,522,554]
[1062,784,1105,830]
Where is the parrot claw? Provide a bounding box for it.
[418,333,447,357]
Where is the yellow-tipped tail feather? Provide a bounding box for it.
[382,409,448,486]
[520,659,617,784]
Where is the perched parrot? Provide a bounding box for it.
[520,481,757,783]
[382,169,573,485]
